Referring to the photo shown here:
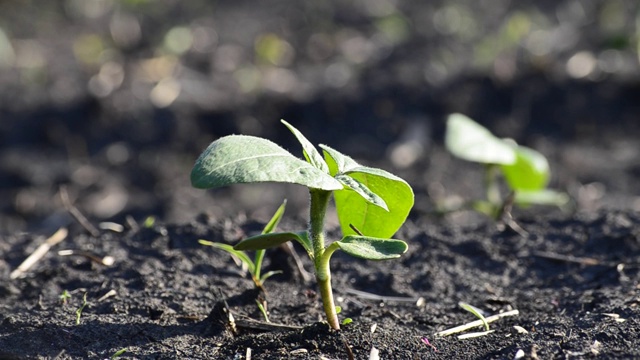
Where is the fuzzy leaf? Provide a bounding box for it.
[501,145,550,191]
[281,120,330,174]
[321,144,359,176]
[445,113,516,165]
[321,145,413,238]
[191,135,342,191]
[234,231,312,257]
[334,174,388,211]
[336,235,408,260]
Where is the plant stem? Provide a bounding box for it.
[308,189,340,330]
[485,164,502,218]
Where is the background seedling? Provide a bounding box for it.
[59,290,71,305]
[110,348,127,359]
[445,113,568,219]
[191,120,414,330]
[75,292,88,325]
[199,200,287,291]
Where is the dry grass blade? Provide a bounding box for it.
[60,186,100,237]
[10,227,68,279]
[436,309,519,337]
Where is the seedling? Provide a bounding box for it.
[458,302,489,331]
[199,200,287,291]
[59,290,71,305]
[76,292,88,325]
[191,120,414,330]
[445,113,568,219]
[110,349,127,359]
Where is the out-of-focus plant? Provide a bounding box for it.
[445,113,568,219]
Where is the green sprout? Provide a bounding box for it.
[59,290,71,305]
[445,113,568,219]
[199,200,287,291]
[191,120,414,330]
[458,302,489,331]
[76,292,88,325]
[110,348,127,359]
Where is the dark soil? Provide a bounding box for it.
[2,1,640,359]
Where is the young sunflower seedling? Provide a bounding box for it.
[191,120,414,330]
[445,113,568,219]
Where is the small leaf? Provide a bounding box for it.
[501,145,550,191]
[281,120,330,174]
[334,174,388,211]
[515,189,569,207]
[191,135,342,191]
[459,302,490,331]
[445,113,516,165]
[321,145,414,238]
[199,240,256,273]
[321,144,359,176]
[262,199,287,235]
[335,235,408,260]
[234,231,313,257]
[259,270,283,283]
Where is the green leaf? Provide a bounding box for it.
[281,120,330,174]
[110,349,127,360]
[515,189,569,207]
[199,240,256,273]
[321,144,359,176]
[445,113,516,165]
[234,231,313,257]
[321,145,414,238]
[262,199,287,235]
[335,235,408,260]
[259,270,283,283]
[191,135,342,191]
[501,145,550,191]
[334,174,388,211]
[459,302,490,331]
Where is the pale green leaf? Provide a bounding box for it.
[281,119,330,174]
[515,189,569,207]
[336,235,408,260]
[199,240,256,273]
[259,270,283,283]
[321,145,414,238]
[459,302,490,331]
[445,113,516,165]
[191,135,342,191]
[234,231,312,257]
[320,144,359,176]
[501,145,550,191]
[262,199,287,234]
[334,174,388,211]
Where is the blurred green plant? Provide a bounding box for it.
[445,113,568,219]
[191,120,414,330]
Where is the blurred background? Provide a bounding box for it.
[1,0,640,234]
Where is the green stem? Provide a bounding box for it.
[253,249,265,284]
[309,189,340,330]
[485,164,502,218]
